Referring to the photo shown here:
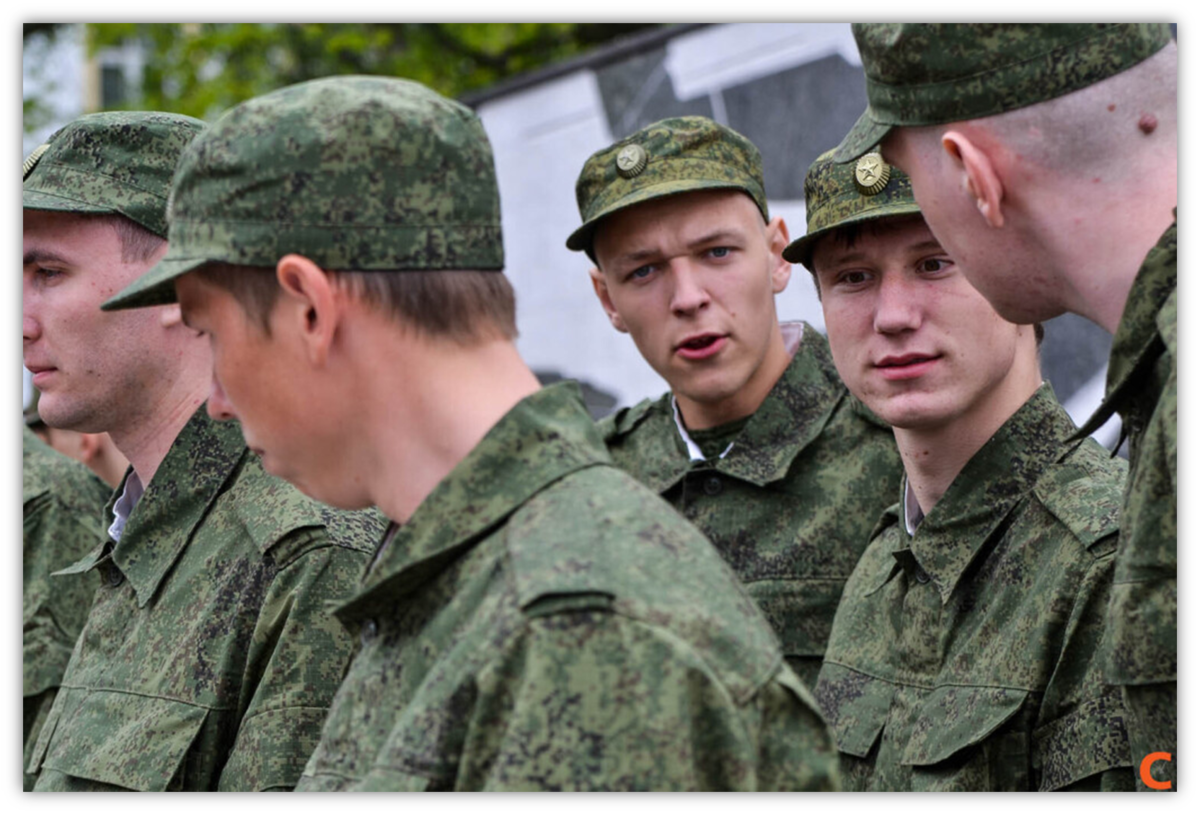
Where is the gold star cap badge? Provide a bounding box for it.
[853,152,890,196]
[615,143,648,178]
[23,143,49,180]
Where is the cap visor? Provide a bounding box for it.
[23,188,113,216]
[101,254,209,311]
[567,178,760,253]
[782,200,923,267]
[830,109,893,164]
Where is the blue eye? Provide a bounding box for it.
[709,247,730,258]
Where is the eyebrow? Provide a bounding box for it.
[23,248,72,267]
[609,229,745,268]
[824,238,946,266]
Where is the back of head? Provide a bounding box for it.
[833,23,1173,163]
[105,75,507,325]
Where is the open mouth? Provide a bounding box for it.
[681,335,720,350]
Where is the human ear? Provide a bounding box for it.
[765,216,793,294]
[942,131,1005,228]
[589,267,629,333]
[275,254,339,366]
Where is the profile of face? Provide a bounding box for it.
[23,210,171,434]
[590,189,792,425]
[175,270,369,510]
[881,129,1057,325]
[812,215,1036,433]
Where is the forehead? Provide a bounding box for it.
[593,189,762,261]
[812,215,937,268]
[23,210,125,276]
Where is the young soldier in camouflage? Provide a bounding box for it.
[22,426,110,790]
[566,116,902,689]
[105,76,838,791]
[833,24,1176,789]
[22,112,384,791]
[800,149,1133,790]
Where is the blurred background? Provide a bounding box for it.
[24,22,1133,446]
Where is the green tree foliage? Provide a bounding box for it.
[84,23,656,119]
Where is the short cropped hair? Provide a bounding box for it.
[198,264,518,344]
[97,214,167,264]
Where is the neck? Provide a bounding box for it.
[676,321,793,431]
[360,332,541,524]
[895,355,1042,516]
[1039,149,1176,332]
[110,380,209,490]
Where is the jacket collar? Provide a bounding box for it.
[64,408,247,608]
[635,322,850,492]
[905,384,1073,604]
[1075,217,1176,439]
[336,382,609,620]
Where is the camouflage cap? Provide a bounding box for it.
[23,111,206,238]
[783,148,920,270]
[566,116,768,256]
[833,23,1173,162]
[104,75,503,311]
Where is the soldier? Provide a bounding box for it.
[801,149,1133,790]
[22,426,109,790]
[26,388,129,488]
[22,112,384,791]
[566,116,902,689]
[832,24,1176,790]
[104,75,839,791]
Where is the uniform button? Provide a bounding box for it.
[106,568,124,588]
[703,475,723,496]
[361,618,378,644]
[913,566,931,584]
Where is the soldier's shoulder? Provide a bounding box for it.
[219,455,380,565]
[505,462,783,698]
[1031,439,1127,557]
[22,430,110,513]
[597,393,670,444]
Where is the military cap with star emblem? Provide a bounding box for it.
[567,116,768,258]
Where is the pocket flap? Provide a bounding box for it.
[816,663,895,758]
[901,685,1027,766]
[31,687,208,790]
[749,579,846,659]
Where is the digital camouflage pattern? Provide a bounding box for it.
[104,75,503,311]
[567,116,769,255]
[22,111,205,237]
[297,382,839,791]
[600,323,903,690]
[783,148,920,270]
[1076,219,1176,791]
[816,385,1134,791]
[28,408,384,791]
[23,426,110,791]
[833,24,1173,162]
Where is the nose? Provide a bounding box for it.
[206,374,238,422]
[22,280,40,343]
[669,261,711,316]
[873,273,923,335]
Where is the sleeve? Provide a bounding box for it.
[1033,550,1135,791]
[455,607,838,791]
[217,531,370,791]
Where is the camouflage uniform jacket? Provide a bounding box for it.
[296,382,839,791]
[1076,218,1176,789]
[816,385,1134,791]
[599,322,903,688]
[23,427,110,790]
[27,408,383,791]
